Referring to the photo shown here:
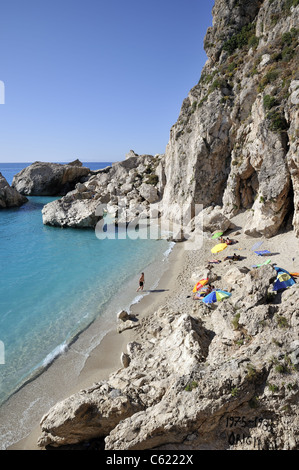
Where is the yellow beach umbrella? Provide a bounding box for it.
[211,243,227,254]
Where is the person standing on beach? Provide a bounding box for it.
[137,272,145,292]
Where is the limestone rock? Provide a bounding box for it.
[117,310,131,321]
[37,384,142,448]
[116,311,138,334]
[121,353,130,368]
[125,150,138,160]
[0,173,28,208]
[68,159,83,167]
[161,0,299,238]
[287,80,299,237]
[42,197,100,228]
[42,153,163,228]
[139,183,159,204]
[37,272,299,451]
[243,265,277,306]
[12,161,90,196]
[191,265,218,284]
[117,320,138,334]
[201,206,233,234]
[225,266,250,286]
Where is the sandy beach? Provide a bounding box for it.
[4,238,185,450]
[5,211,299,450]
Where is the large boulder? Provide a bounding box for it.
[0,172,28,208]
[41,197,101,228]
[37,310,210,448]
[240,265,278,308]
[37,384,143,448]
[201,206,234,234]
[12,161,90,196]
[139,183,159,204]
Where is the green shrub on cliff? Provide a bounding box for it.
[283,0,299,13]
[210,77,228,91]
[263,95,277,110]
[281,31,293,46]
[145,174,159,186]
[222,23,259,55]
[267,111,288,132]
[258,66,280,92]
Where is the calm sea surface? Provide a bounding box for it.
[0,162,171,407]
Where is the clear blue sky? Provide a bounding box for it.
[0,0,214,163]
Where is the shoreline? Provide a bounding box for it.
[5,240,185,450]
[5,212,299,450]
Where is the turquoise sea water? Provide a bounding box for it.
[0,162,170,407]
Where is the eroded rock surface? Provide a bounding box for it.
[12,160,90,196]
[37,265,299,450]
[0,173,28,208]
[41,153,163,228]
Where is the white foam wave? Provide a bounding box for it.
[163,241,175,259]
[42,342,68,367]
[131,294,144,306]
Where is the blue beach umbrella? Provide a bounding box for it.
[273,266,296,291]
[255,250,271,256]
[202,289,231,304]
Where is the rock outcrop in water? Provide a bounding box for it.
[41,152,164,228]
[0,173,28,208]
[12,160,91,197]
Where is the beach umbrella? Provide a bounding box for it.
[202,289,231,304]
[255,250,271,256]
[193,278,209,293]
[212,231,223,239]
[193,286,209,299]
[251,241,263,251]
[273,266,295,291]
[211,243,227,254]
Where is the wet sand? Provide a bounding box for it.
[6,241,185,450]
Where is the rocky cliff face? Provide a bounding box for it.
[38,0,298,239]
[161,0,299,238]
